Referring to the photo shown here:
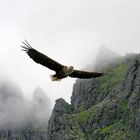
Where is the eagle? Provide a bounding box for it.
[21,40,104,81]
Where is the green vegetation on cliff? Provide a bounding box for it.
[46,54,140,140]
[1,54,140,140]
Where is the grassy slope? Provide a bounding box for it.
[63,60,137,140]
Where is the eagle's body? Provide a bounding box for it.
[50,66,74,81]
[21,40,104,81]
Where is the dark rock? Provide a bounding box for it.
[46,98,73,140]
[47,53,140,140]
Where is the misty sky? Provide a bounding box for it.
[0,0,140,104]
[0,78,52,128]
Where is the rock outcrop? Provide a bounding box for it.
[47,53,140,140]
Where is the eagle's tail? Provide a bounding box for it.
[50,75,62,81]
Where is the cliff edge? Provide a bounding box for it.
[47,53,140,140]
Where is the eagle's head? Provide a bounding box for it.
[69,66,74,70]
[68,66,74,74]
[63,66,74,75]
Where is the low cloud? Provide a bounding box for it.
[87,46,122,71]
[0,78,52,129]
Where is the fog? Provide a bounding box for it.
[0,77,52,129]
[0,0,140,105]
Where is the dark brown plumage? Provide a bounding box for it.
[21,40,104,81]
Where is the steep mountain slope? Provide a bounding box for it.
[47,53,140,140]
[0,52,140,140]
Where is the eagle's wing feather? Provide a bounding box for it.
[21,40,64,72]
[69,69,104,79]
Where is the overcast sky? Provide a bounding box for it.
[0,0,140,104]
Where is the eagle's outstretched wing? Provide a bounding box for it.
[21,40,64,72]
[69,69,104,79]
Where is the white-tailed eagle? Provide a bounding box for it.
[21,40,104,81]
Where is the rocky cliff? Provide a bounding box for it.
[47,53,140,140]
[0,53,140,140]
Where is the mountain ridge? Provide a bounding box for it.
[46,53,140,140]
[0,52,140,140]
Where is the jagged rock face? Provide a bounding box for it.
[71,55,140,113]
[46,98,86,140]
[71,79,103,112]
[47,54,140,140]
[121,59,140,109]
[46,98,74,140]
